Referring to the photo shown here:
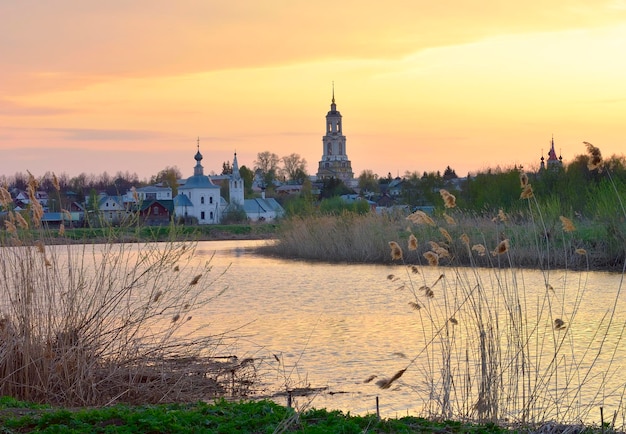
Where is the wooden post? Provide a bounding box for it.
[376,396,380,421]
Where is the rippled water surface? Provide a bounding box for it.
[192,240,626,421]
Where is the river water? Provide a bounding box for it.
[4,238,625,424]
[192,240,626,424]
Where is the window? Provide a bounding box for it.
[201,196,205,204]
[200,211,205,220]
[210,211,214,220]
[209,196,213,204]
[153,206,159,215]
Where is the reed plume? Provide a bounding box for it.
[389,241,404,260]
[472,244,486,256]
[520,184,534,199]
[376,369,406,389]
[52,173,60,191]
[440,189,456,208]
[559,216,576,232]
[584,141,603,171]
[408,234,418,251]
[4,219,17,235]
[554,319,566,330]
[443,213,457,225]
[408,301,421,310]
[460,233,470,247]
[0,186,11,207]
[439,228,452,243]
[424,251,439,266]
[15,212,29,230]
[519,171,529,188]
[492,239,509,256]
[406,210,436,226]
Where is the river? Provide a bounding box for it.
[3,238,624,424]
[192,240,626,424]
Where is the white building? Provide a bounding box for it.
[133,185,172,201]
[174,140,285,224]
[174,143,222,224]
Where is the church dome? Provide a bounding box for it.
[183,174,218,189]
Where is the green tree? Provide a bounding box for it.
[442,166,458,180]
[239,165,255,196]
[221,161,233,175]
[358,170,379,195]
[320,177,353,199]
[151,166,181,197]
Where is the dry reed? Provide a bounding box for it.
[373,144,626,427]
[0,174,253,406]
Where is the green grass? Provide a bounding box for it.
[0,223,279,245]
[0,398,515,433]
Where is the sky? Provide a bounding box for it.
[2,1,626,182]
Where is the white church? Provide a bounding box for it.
[173,141,284,224]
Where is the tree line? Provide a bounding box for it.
[2,149,625,222]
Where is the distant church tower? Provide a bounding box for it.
[540,136,563,171]
[316,85,354,183]
[229,152,244,206]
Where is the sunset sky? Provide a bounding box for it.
[2,1,626,181]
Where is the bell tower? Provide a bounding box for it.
[316,84,354,183]
[229,152,244,206]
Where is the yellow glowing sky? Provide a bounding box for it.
[2,1,626,181]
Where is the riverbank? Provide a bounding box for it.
[256,213,626,272]
[6,216,626,272]
[0,397,613,433]
[7,223,279,245]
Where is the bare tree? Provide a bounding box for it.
[281,153,307,182]
[254,151,280,187]
[254,151,280,175]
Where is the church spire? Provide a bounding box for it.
[194,137,204,176]
[232,151,241,180]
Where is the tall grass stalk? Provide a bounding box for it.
[0,175,255,406]
[264,143,626,427]
[376,144,626,427]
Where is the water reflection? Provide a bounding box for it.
[187,240,626,423]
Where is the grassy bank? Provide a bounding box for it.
[0,223,279,245]
[5,396,611,433]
